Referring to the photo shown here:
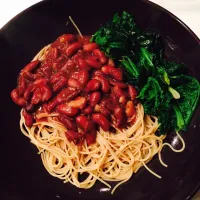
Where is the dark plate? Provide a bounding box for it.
[1,0,200,200]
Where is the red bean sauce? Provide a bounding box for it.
[11,34,137,145]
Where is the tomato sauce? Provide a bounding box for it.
[11,34,137,145]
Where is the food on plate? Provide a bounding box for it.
[10,12,200,193]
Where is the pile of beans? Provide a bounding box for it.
[11,34,137,145]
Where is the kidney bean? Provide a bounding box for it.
[18,77,28,95]
[34,78,49,87]
[100,98,115,111]
[110,93,119,105]
[22,71,35,81]
[51,39,62,48]
[85,126,97,145]
[52,62,62,71]
[69,70,89,88]
[128,85,137,101]
[21,60,40,73]
[65,130,83,142]
[73,52,82,62]
[55,55,66,63]
[92,113,110,132]
[49,47,59,59]
[83,43,99,52]
[76,115,90,132]
[38,65,52,78]
[71,71,79,79]
[94,104,100,112]
[99,106,111,118]
[46,98,58,112]
[57,104,79,116]
[66,42,82,57]
[93,75,110,93]
[108,58,115,67]
[85,79,101,92]
[92,70,103,77]
[65,61,77,71]
[109,79,127,88]
[60,59,76,72]
[11,88,26,107]
[89,91,101,107]
[78,70,89,85]
[85,57,101,69]
[78,35,91,45]
[68,78,80,89]
[31,88,42,104]
[42,104,49,113]
[125,101,136,118]
[114,105,126,128]
[77,57,90,70]
[112,86,128,98]
[67,96,87,109]
[33,73,43,80]
[119,96,127,105]
[101,65,123,80]
[23,84,33,101]
[99,99,115,118]
[52,76,67,92]
[23,110,35,127]
[25,104,37,113]
[59,34,76,43]
[50,72,63,85]
[82,106,93,115]
[56,88,80,103]
[59,115,77,131]
[92,49,108,64]
[40,85,52,102]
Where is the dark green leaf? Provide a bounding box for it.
[161,60,188,76]
[92,11,200,136]
[171,75,200,131]
[138,31,164,61]
[138,77,164,115]
[139,47,155,73]
[173,104,185,131]
[157,92,174,134]
[121,56,140,78]
[92,11,139,60]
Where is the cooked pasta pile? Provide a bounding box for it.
[19,103,185,194]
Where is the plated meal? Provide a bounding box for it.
[10,11,200,194]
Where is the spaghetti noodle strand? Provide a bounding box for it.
[19,103,185,193]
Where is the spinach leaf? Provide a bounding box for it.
[120,48,156,87]
[157,92,174,134]
[91,11,139,60]
[92,11,200,135]
[137,77,164,115]
[137,77,174,135]
[161,60,188,76]
[138,31,164,61]
[171,75,200,131]
[138,47,155,76]
[120,47,157,86]
[120,56,140,83]
[173,104,185,131]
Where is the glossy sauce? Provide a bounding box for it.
[11,34,137,145]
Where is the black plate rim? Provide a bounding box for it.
[1,0,199,44]
[1,0,200,199]
[145,0,200,43]
[1,0,200,45]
